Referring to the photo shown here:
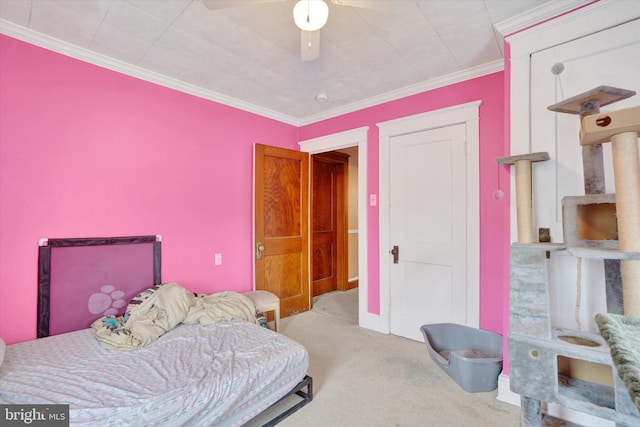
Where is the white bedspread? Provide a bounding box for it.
[0,321,308,426]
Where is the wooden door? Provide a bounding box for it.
[311,152,349,297]
[255,144,309,317]
[389,124,467,341]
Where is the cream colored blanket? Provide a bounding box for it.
[91,283,258,351]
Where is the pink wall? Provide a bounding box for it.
[299,72,510,335]
[0,35,299,344]
[0,34,511,347]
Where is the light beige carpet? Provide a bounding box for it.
[311,288,359,324]
[245,289,520,427]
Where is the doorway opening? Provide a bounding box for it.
[311,150,356,299]
[299,127,370,328]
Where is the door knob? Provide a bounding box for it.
[390,245,399,264]
[256,242,265,259]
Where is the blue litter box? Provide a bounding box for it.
[420,323,503,393]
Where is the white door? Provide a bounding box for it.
[389,124,467,341]
[528,18,640,333]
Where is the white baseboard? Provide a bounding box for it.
[497,374,615,427]
[497,374,520,406]
[358,311,388,334]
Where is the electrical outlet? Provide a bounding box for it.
[214,253,222,266]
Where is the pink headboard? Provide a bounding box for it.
[37,235,161,337]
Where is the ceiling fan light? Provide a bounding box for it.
[293,0,329,32]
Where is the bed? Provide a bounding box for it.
[0,235,312,426]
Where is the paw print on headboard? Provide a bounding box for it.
[88,285,126,316]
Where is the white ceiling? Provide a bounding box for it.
[0,0,589,125]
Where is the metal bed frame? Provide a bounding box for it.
[262,375,313,426]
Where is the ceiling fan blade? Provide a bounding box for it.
[202,0,284,10]
[330,0,393,9]
[301,30,320,62]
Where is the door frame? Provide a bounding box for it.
[505,1,640,245]
[378,101,481,333]
[499,1,640,415]
[298,127,370,328]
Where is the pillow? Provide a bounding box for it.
[0,337,5,367]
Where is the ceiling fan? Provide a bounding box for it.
[202,0,383,62]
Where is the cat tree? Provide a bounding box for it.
[496,86,640,426]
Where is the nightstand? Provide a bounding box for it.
[244,290,280,331]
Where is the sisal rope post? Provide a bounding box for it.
[581,106,640,317]
[494,152,549,244]
[611,131,640,316]
[515,159,535,243]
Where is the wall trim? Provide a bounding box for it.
[504,1,639,58]
[298,127,368,153]
[298,61,501,126]
[0,19,299,126]
[377,101,482,334]
[1,19,501,127]
[497,374,520,406]
[493,0,593,38]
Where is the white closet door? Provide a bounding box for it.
[529,18,640,332]
[389,124,467,341]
